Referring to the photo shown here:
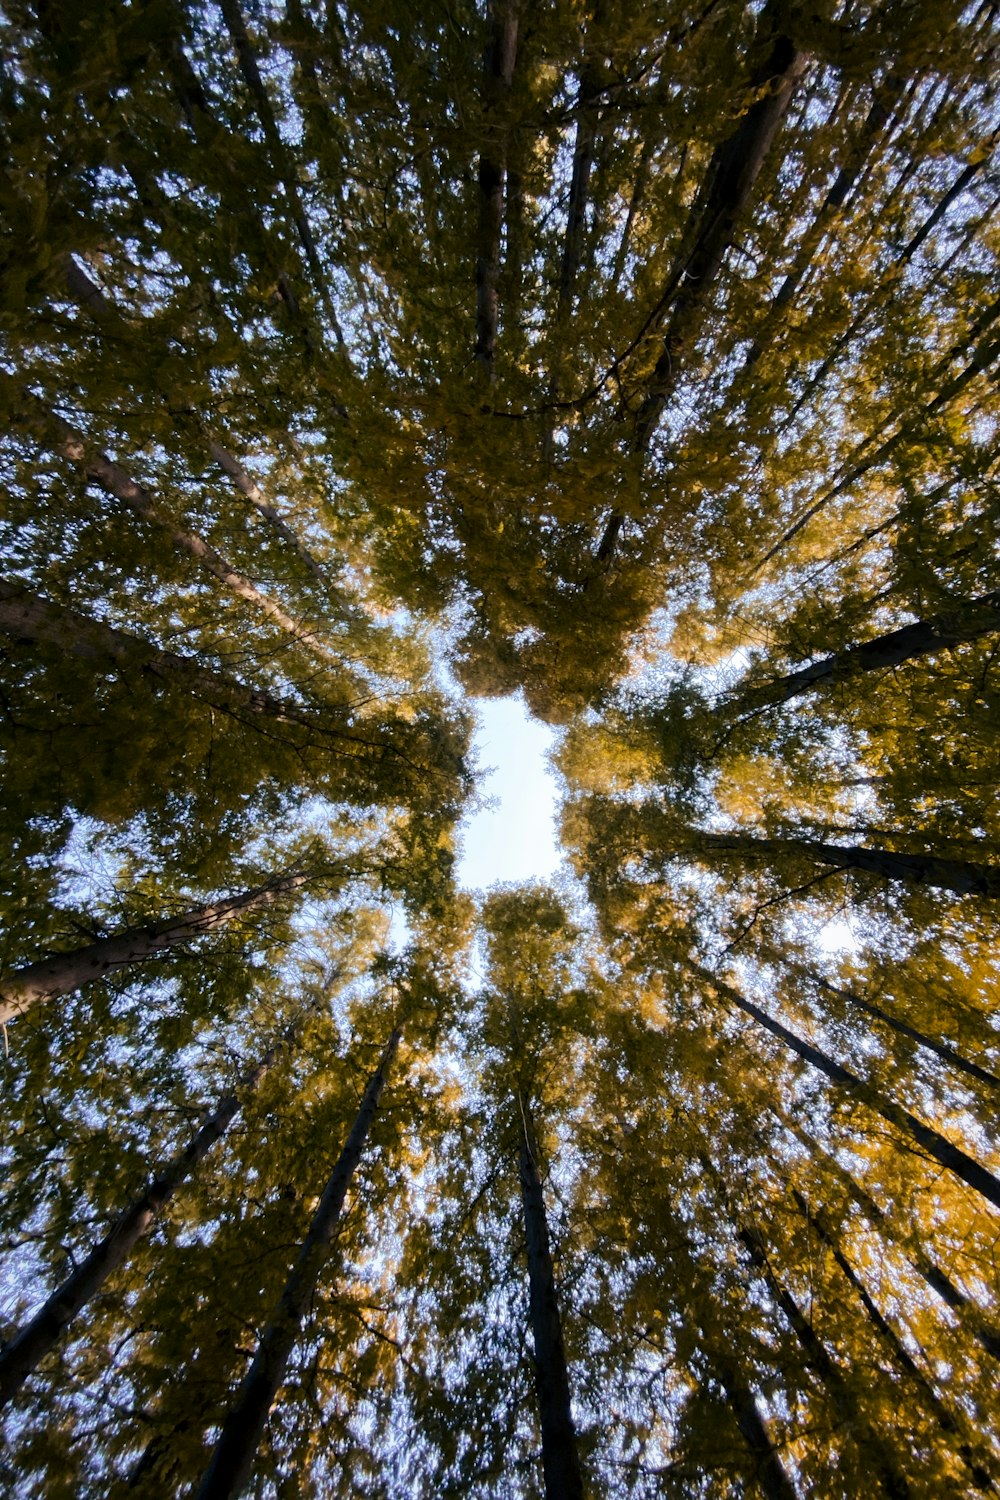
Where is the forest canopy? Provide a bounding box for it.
[1,0,1000,1494]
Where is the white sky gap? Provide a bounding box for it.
[457,696,561,890]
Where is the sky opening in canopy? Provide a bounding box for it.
[457,696,561,891]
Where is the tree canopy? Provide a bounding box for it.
[2,0,999,1494]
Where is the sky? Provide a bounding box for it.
[456,695,562,891]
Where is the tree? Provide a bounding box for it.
[2,0,1000,1494]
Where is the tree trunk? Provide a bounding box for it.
[795,1190,995,1492]
[38,407,327,652]
[814,974,1000,1095]
[0,1035,287,1407]
[518,1098,585,1500]
[779,1114,1000,1364]
[0,871,312,1025]
[474,0,519,382]
[742,72,906,370]
[216,0,344,345]
[693,964,1000,1212]
[596,8,805,560]
[738,1224,912,1499]
[58,251,339,590]
[694,827,1000,899]
[728,589,1000,714]
[193,1027,402,1500]
[711,1348,798,1500]
[0,578,333,732]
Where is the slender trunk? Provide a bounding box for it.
[542,18,604,459]
[216,0,344,345]
[758,293,1000,570]
[59,252,339,590]
[0,578,337,732]
[795,1191,996,1492]
[742,72,906,370]
[814,975,1000,1095]
[474,0,519,382]
[611,133,654,286]
[0,1037,287,1407]
[0,872,313,1025]
[693,826,1000,899]
[712,1348,797,1500]
[203,438,336,591]
[779,1114,1000,1364]
[728,589,1000,714]
[194,1028,402,1500]
[738,1225,912,1499]
[517,1098,585,1500]
[40,409,329,651]
[595,16,805,560]
[692,963,1000,1212]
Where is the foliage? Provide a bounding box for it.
[1,0,999,1494]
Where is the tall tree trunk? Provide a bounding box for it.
[778,1114,1000,1364]
[813,974,1000,1095]
[0,871,313,1025]
[595,7,806,561]
[691,963,1000,1212]
[517,1097,585,1500]
[793,1190,996,1492]
[474,0,519,382]
[738,1224,912,1499]
[34,406,330,654]
[726,589,1000,714]
[0,578,339,732]
[741,72,906,370]
[216,0,344,345]
[58,251,338,591]
[193,1028,402,1500]
[0,1034,288,1407]
[693,826,1000,899]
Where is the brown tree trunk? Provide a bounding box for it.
[193,1028,402,1500]
[0,871,312,1025]
[518,1098,585,1500]
[0,1036,288,1407]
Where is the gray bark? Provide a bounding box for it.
[0,872,312,1026]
